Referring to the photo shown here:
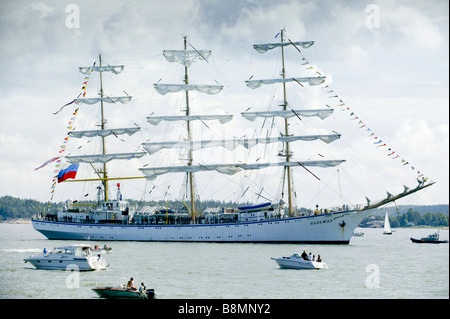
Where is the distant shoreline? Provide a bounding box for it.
[1,218,31,224]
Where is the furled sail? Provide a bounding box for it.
[142,134,341,155]
[74,96,132,105]
[242,109,334,121]
[246,77,326,89]
[253,41,314,53]
[68,127,140,139]
[66,152,145,164]
[147,114,233,126]
[154,84,223,95]
[79,65,124,74]
[140,160,345,180]
[163,50,212,67]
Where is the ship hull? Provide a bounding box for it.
[32,210,371,244]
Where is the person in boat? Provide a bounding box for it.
[43,248,47,254]
[127,277,137,291]
[312,255,316,261]
[103,244,109,249]
[308,252,312,261]
[138,282,147,299]
[317,255,322,262]
[301,250,308,260]
[94,245,98,249]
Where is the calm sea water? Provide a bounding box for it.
[0,224,448,299]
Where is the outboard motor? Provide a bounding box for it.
[145,288,156,299]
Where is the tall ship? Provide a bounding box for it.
[32,30,433,243]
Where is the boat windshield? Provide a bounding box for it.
[78,247,91,256]
[50,248,73,254]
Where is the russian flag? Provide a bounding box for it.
[57,164,79,183]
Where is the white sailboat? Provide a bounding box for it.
[32,30,433,243]
[383,212,392,235]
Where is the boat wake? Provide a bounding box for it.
[1,248,42,253]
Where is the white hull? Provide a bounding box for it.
[24,254,108,271]
[272,256,328,269]
[32,209,371,244]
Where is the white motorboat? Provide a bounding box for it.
[24,244,108,271]
[271,254,328,270]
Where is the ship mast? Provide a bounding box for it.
[98,53,108,201]
[280,29,294,216]
[183,35,196,220]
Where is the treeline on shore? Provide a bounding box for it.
[360,208,449,228]
[0,195,448,227]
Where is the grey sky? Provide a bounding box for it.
[0,0,448,206]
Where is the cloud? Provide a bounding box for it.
[382,4,445,50]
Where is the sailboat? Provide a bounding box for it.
[32,30,433,243]
[383,212,392,235]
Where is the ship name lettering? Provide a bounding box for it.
[310,219,333,225]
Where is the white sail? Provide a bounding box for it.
[242,109,334,121]
[143,140,237,155]
[246,77,326,89]
[69,127,140,139]
[154,84,223,95]
[66,152,146,164]
[143,134,341,155]
[140,160,345,180]
[147,114,233,126]
[383,212,392,234]
[163,50,211,66]
[79,65,124,74]
[74,96,132,105]
[253,41,314,53]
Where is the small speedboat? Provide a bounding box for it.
[91,246,112,254]
[271,254,328,270]
[24,245,108,271]
[411,231,449,244]
[92,287,156,299]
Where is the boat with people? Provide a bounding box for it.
[31,29,434,244]
[271,252,328,270]
[91,244,112,254]
[411,231,449,244]
[24,244,108,271]
[92,286,156,299]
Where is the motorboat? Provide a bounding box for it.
[271,254,328,270]
[352,231,364,237]
[91,245,112,254]
[92,286,156,299]
[24,244,108,270]
[411,231,449,244]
